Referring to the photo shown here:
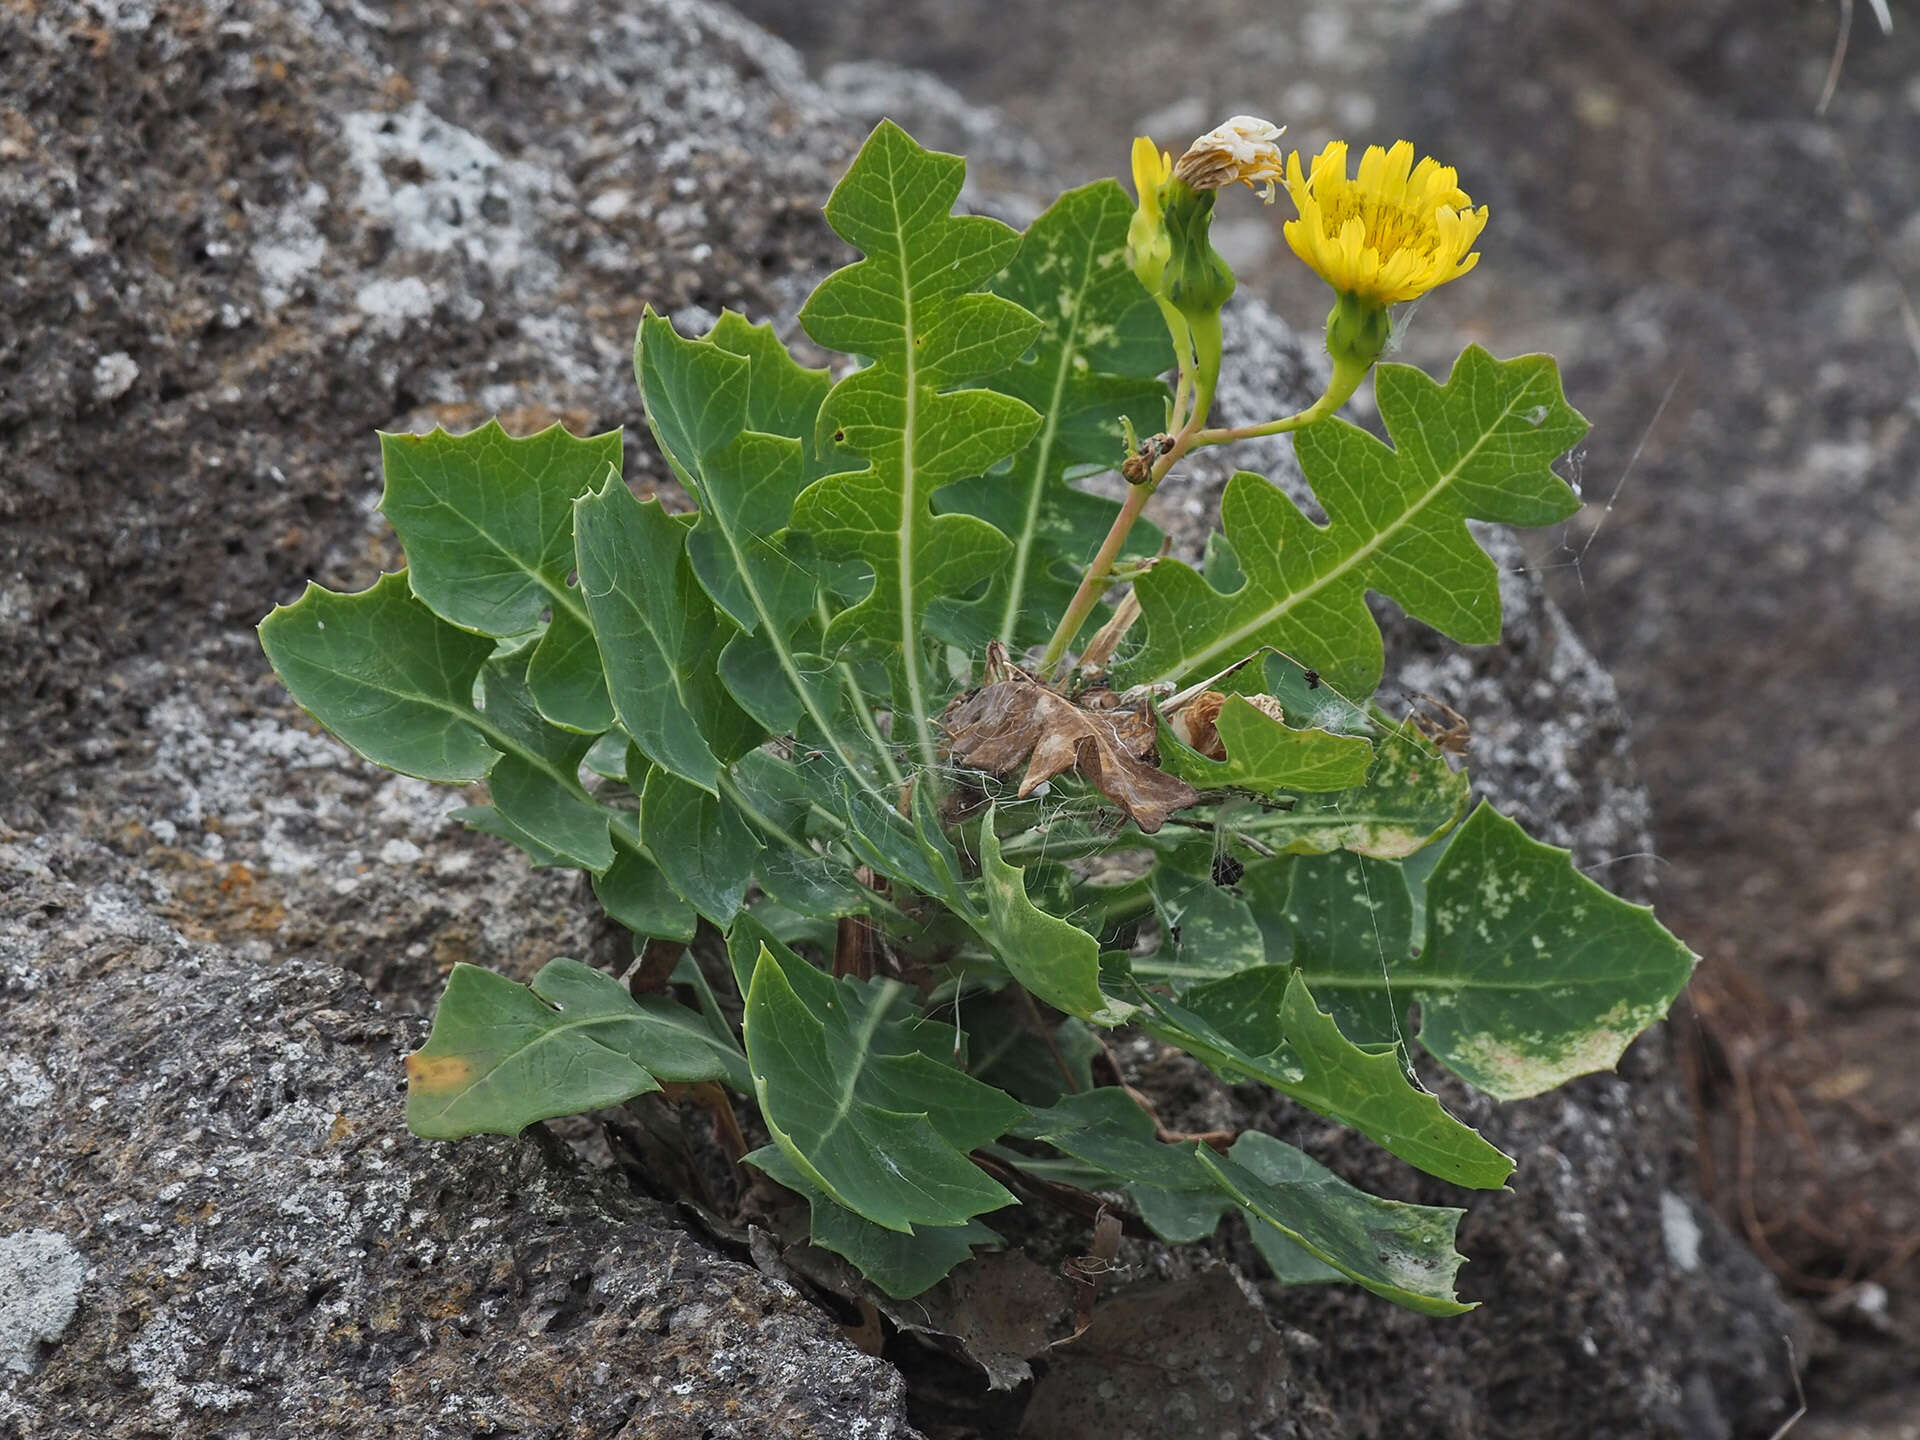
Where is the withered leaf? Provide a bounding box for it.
[940,644,1199,833]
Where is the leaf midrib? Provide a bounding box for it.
[1296,968,1647,994]
[1149,383,1535,685]
[402,466,593,633]
[996,236,1092,645]
[416,1011,648,1118]
[888,156,936,768]
[703,462,888,800]
[314,653,598,805]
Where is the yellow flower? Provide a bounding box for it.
[1127,136,1174,298]
[1173,115,1287,201]
[1131,136,1172,221]
[1282,140,1488,307]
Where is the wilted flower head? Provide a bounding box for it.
[1173,115,1288,201]
[1282,139,1488,307]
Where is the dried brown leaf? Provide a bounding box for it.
[940,644,1199,833]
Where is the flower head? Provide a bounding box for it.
[1173,115,1288,202]
[1282,140,1488,307]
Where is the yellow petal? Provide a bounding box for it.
[1132,135,1167,218]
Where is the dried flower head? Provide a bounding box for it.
[1173,115,1288,201]
[1283,139,1488,307]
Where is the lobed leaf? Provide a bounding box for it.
[1242,805,1696,1100]
[977,819,1136,1025]
[1407,802,1698,1099]
[749,1144,999,1298]
[591,836,698,943]
[638,767,761,927]
[573,471,758,794]
[790,120,1044,765]
[1235,709,1469,860]
[379,420,623,733]
[1171,968,1514,1188]
[1156,695,1374,796]
[934,179,1173,650]
[1127,348,1585,694]
[635,311,879,777]
[478,649,616,871]
[1032,1089,1470,1314]
[259,572,500,783]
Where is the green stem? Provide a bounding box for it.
[1189,348,1370,449]
[1159,298,1196,433]
[1185,307,1223,439]
[1037,305,1370,680]
[1039,480,1157,675]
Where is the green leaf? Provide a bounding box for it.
[574,471,758,793]
[1410,802,1698,1100]
[1211,1133,1461,1306]
[1282,851,1418,1043]
[1236,714,1470,860]
[1140,847,1266,989]
[378,420,622,733]
[728,749,875,920]
[1176,968,1514,1189]
[583,729,631,781]
[1128,348,1585,693]
[452,803,570,868]
[790,120,1043,766]
[1127,1184,1232,1245]
[479,649,614,871]
[1157,695,1374,795]
[749,1144,998,1298]
[523,609,616,734]
[263,601,625,874]
[591,836,697,943]
[405,958,729,1139]
[636,311,882,782]
[977,817,1136,1025]
[791,748,973,911]
[743,938,1026,1231]
[1263,805,1694,1100]
[639,768,760,926]
[1032,1090,1470,1314]
[934,179,1172,650]
[260,571,498,783]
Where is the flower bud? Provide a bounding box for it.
[1162,177,1235,322]
[1126,136,1173,299]
[1325,289,1392,375]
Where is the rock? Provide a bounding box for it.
[0,837,917,1439]
[0,0,908,1434]
[0,0,1804,1436]
[1,0,855,765]
[0,1232,87,1378]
